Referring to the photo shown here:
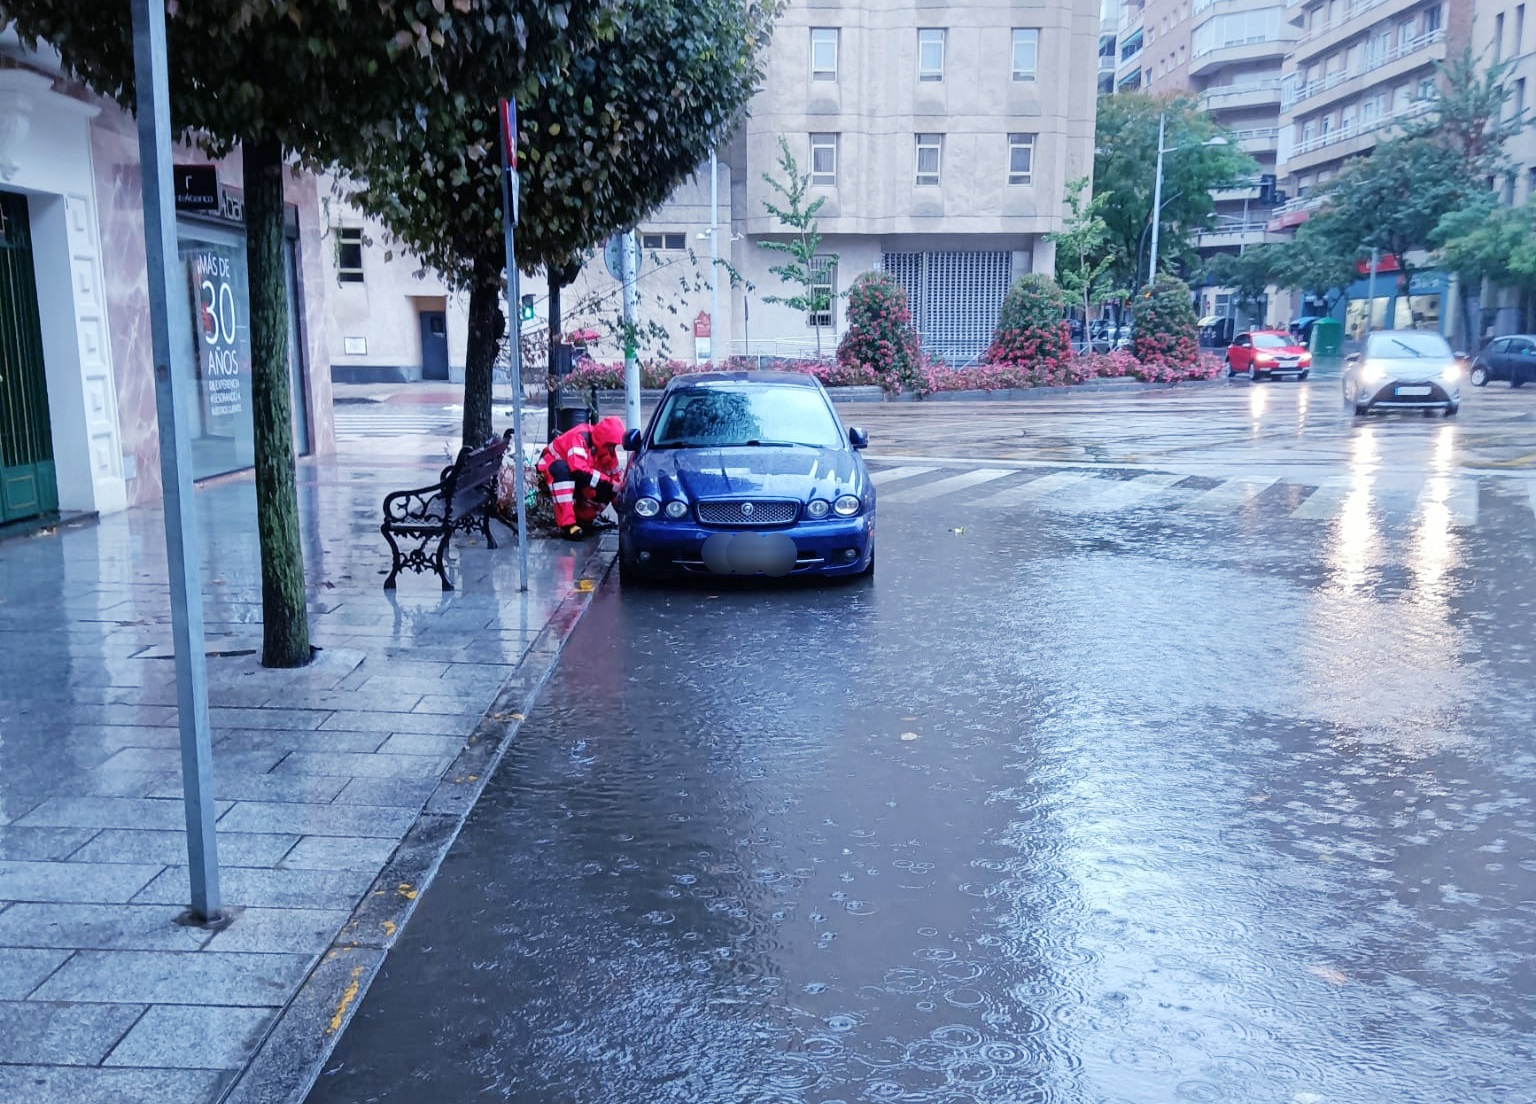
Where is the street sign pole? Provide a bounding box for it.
[1364,247,1380,342]
[499,98,530,592]
[622,230,641,430]
[130,0,221,924]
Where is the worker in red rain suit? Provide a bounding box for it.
[536,416,626,540]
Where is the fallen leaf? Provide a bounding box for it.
[576,579,594,592]
[900,732,920,742]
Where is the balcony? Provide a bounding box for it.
[1290,97,1434,156]
[1190,37,1289,77]
[1194,220,1280,248]
[1283,29,1445,108]
[1297,0,1400,46]
[1231,126,1282,152]
[1200,79,1284,111]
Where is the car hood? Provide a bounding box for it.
[1369,355,1455,380]
[630,446,865,501]
[1254,344,1308,357]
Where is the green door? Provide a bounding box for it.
[0,191,58,525]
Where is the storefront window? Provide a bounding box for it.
[1395,294,1441,330]
[177,226,254,480]
[1345,297,1390,340]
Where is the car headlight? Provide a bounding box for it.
[805,499,831,519]
[1440,363,1462,382]
[663,499,689,519]
[1359,361,1387,384]
[833,494,861,517]
[633,496,660,518]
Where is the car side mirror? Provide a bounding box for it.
[1346,353,1360,364]
[848,427,869,450]
[622,429,643,452]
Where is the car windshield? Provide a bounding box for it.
[1368,332,1451,359]
[1251,333,1292,348]
[650,385,845,449]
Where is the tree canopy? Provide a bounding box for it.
[1092,93,1258,287]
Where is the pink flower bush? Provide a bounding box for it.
[985,275,1073,371]
[1132,275,1202,369]
[835,273,927,395]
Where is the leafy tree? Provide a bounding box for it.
[985,273,1071,369]
[1092,93,1258,288]
[836,272,923,394]
[1133,274,1200,367]
[1290,137,1476,305]
[1048,177,1122,324]
[349,0,776,447]
[2,0,477,668]
[1434,196,1536,334]
[1202,247,1279,323]
[1403,45,1526,181]
[758,137,837,358]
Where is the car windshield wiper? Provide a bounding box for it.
[1390,339,1427,357]
[741,439,817,448]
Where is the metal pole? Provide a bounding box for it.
[709,149,719,365]
[1148,113,1166,287]
[622,230,641,430]
[130,0,221,924]
[498,98,529,592]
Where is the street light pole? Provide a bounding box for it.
[709,148,719,364]
[1149,113,1167,287]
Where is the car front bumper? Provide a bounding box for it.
[620,513,874,577]
[1360,379,1460,409]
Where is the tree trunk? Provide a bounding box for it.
[546,270,563,438]
[243,140,310,669]
[461,260,502,449]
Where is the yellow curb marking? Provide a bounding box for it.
[327,965,366,1034]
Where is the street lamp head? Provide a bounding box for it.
[1204,136,1230,147]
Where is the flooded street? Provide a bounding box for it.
[311,383,1536,1104]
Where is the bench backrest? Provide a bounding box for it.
[444,429,512,521]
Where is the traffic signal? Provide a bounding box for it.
[519,294,535,321]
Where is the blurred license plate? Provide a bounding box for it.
[1396,386,1432,396]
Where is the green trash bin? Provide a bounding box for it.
[1309,318,1343,357]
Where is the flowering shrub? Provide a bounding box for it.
[1132,275,1201,368]
[984,274,1072,374]
[915,348,1221,392]
[835,272,926,395]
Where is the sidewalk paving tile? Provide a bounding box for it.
[0,860,165,904]
[0,1000,146,1065]
[0,1065,224,1104]
[277,836,400,871]
[269,750,454,780]
[15,796,229,832]
[0,904,211,952]
[95,747,289,777]
[0,947,71,998]
[143,772,351,805]
[214,728,388,755]
[374,732,472,758]
[328,777,440,808]
[66,830,299,868]
[31,949,312,1006]
[208,708,333,732]
[215,801,418,838]
[316,710,474,735]
[203,907,353,955]
[0,826,98,862]
[104,1004,274,1069]
[132,866,377,911]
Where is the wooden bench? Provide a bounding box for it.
[380,429,513,590]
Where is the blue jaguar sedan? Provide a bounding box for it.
[616,371,876,584]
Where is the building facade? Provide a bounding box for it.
[0,34,333,529]
[324,0,1103,373]
[1473,0,1536,334]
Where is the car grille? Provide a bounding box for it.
[696,499,800,526]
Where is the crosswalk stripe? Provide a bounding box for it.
[870,465,938,487]
[974,469,1088,507]
[879,468,1016,505]
[1413,478,1479,527]
[1527,483,1536,525]
[1290,482,1352,520]
[1183,476,1278,513]
[1056,472,1188,513]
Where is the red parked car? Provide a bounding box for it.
[1225,330,1313,381]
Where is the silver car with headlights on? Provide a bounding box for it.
[1343,330,1462,417]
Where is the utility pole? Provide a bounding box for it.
[130,0,222,925]
[498,97,530,592]
[1148,113,1167,287]
[622,230,640,430]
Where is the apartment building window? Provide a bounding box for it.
[809,256,836,329]
[1422,4,1441,34]
[1397,20,1414,48]
[1012,29,1039,80]
[1008,134,1036,185]
[1516,78,1528,127]
[1495,13,1505,62]
[1416,76,1436,101]
[915,133,943,186]
[1341,104,1356,133]
[1518,5,1527,53]
[641,232,686,250]
[918,29,946,81]
[809,133,838,186]
[337,227,364,283]
[811,28,838,81]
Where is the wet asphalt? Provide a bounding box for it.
[309,382,1536,1104]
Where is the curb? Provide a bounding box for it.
[590,378,1228,407]
[217,534,619,1104]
